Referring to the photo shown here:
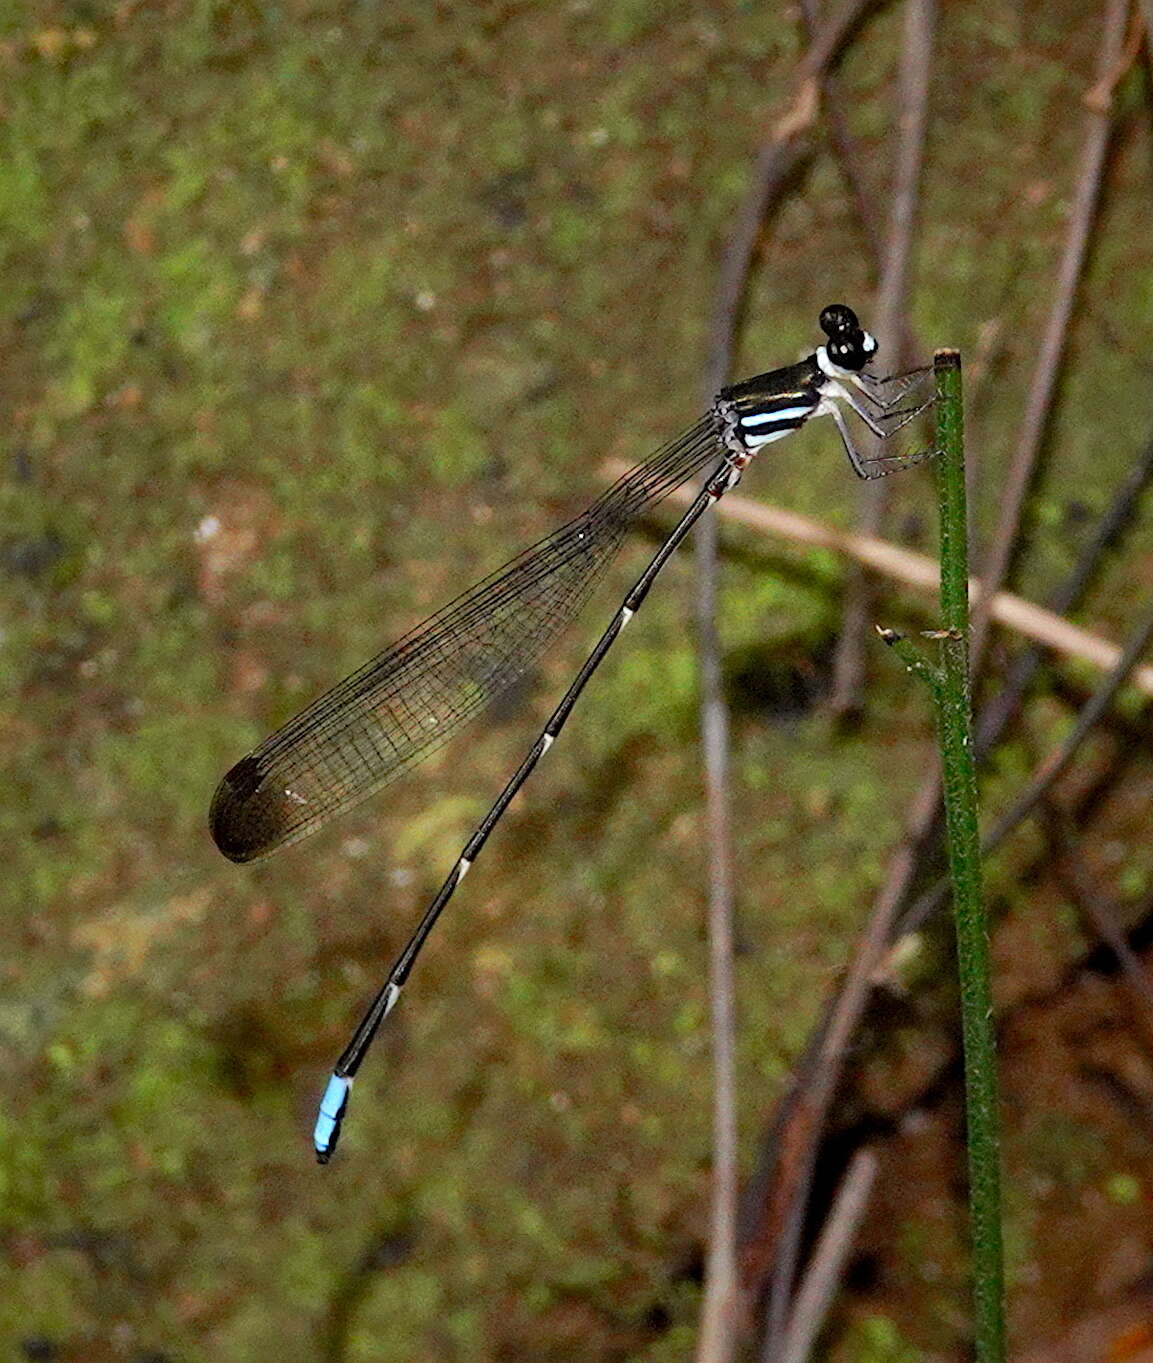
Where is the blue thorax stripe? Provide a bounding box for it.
[741,403,815,429]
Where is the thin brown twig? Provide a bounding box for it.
[776,1149,879,1363]
[1043,807,1153,1047]
[794,0,876,81]
[971,0,1131,675]
[704,0,883,391]
[694,7,884,1358]
[798,0,885,271]
[739,13,1135,1303]
[863,0,1133,1020]
[900,596,1153,937]
[829,0,935,721]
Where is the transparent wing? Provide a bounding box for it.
[210,415,726,861]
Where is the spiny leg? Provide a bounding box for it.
[851,365,934,412]
[827,378,934,440]
[824,399,935,480]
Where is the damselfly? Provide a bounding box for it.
[210,303,934,1161]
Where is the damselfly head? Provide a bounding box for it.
[818,302,877,373]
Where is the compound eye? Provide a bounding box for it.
[828,334,868,371]
[820,303,860,339]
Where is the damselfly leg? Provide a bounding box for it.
[821,398,934,481]
[818,362,937,480]
[852,363,934,411]
[827,367,936,441]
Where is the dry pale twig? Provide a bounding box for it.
[603,462,1153,700]
[694,7,884,1358]
[694,515,740,1363]
[776,1149,879,1363]
[1085,3,1145,111]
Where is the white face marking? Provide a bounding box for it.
[457,857,472,880]
[816,342,875,381]
[816,344,847,379]
[382,981,402,1017]
[540,733,555,752]
[619,606,635,626]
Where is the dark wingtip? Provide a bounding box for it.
[209,754,268,864]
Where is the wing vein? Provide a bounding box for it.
[210,413,726,861]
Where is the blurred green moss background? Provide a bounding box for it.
[4,3,1153,1360]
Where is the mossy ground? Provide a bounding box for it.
[4,3,1153,1360]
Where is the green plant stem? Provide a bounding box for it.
[932,350,1005,1363]
[881,351,1005,1360]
